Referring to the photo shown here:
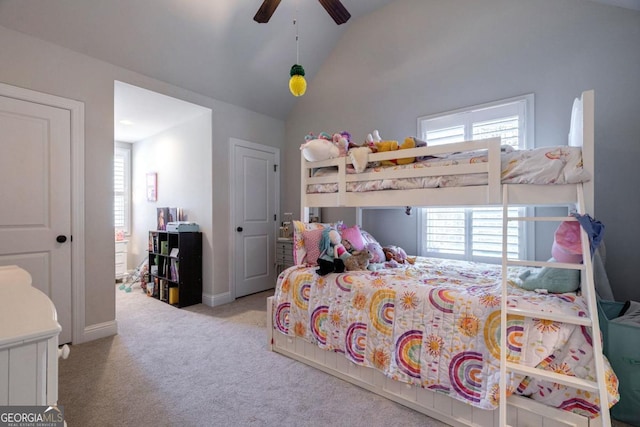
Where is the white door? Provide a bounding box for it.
[0,95,72,344]
[232,141,278,298]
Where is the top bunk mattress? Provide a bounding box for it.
[306,145,589,194]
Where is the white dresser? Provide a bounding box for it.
[0,265,64,406]
[115,239,128,280]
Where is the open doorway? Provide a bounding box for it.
[113,81,211,301]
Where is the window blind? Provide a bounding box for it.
[418,95,532,262]
[114,145,130,234]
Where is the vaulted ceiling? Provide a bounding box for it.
[1,0,638,134]
[0,0,397,121]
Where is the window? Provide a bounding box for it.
[417,94,533,263]
[114,143,131,235]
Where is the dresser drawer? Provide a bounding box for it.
[276,239,294,272]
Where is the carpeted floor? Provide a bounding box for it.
[58,284,449,427]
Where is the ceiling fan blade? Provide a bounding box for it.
[318,0,351,25]
[254,0,282,23]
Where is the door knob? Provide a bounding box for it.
[236,227,243,232]
[56,235,67,243]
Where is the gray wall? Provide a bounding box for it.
[130,112,212,290]
[0,24,285,339]
[284,0,640,302]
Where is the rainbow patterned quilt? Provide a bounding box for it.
[272,257,619,417]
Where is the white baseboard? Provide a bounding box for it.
[202,291,234,307]
[77,320,118,344]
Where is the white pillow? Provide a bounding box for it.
[568,97,583,147]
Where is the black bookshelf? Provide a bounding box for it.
[148,231,202,308]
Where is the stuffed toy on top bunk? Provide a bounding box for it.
[300,131,350,162]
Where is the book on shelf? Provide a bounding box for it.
[170,259,178,281]
[150,234,158,253]
[168,207,178,223]
[157,207,169,231]
[156,207,182,230]
[160,280,169,302]
[169,286,179,305]
[169,248,179,258]
[160,240,169,255]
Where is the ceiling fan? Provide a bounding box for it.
[253,0,351,25]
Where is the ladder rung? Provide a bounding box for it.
[505,362,599,392]
[506,260,585,270]
[506,216,578,222]
[506,307,592,326]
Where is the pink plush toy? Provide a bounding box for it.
[551,221,583,263]
[332,133,349,157]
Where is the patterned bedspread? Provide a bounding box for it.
[272,257,619,417]
[307,145,590,193]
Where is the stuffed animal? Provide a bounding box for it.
[516,220,583,293]
[300,138,339,162]
[366,129,383,144]
[518,258,581,293]
[301,131,348,162]
[375,137,416,166]
[383,245,416,264]
[316,228,351,276]
[345,249,373,271]
[332,133,349,157]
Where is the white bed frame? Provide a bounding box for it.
[300,91,593,215]
[269,90,602,427]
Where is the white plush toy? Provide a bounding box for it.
[366,129,382,144]
[300,138,340,162]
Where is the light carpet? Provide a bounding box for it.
[58,284,449,427]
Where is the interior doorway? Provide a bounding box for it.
[113,81,211,304]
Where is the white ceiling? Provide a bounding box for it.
[114,81,210,142]
[1,0,637,142]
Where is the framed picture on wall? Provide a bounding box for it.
[146,172,157,201]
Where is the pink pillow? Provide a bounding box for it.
[302,228,324,265]
[340,225,365,251]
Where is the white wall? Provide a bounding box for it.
[284,0,640,301]
[131,112,212,291]
[0,24,285,341]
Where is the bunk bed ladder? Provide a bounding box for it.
[499,183,612,427]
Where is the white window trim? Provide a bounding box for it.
[417,94,535,149]
[417,94,535,263]
[114,142,132,236]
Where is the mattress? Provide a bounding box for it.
[272,257,618,417]
[307,145,589,194]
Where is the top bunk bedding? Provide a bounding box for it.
[306,144,589,194]
[300,90,594,212]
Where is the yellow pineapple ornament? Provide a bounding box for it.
[289,64,306,97]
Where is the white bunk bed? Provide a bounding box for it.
[267,90,615,427]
